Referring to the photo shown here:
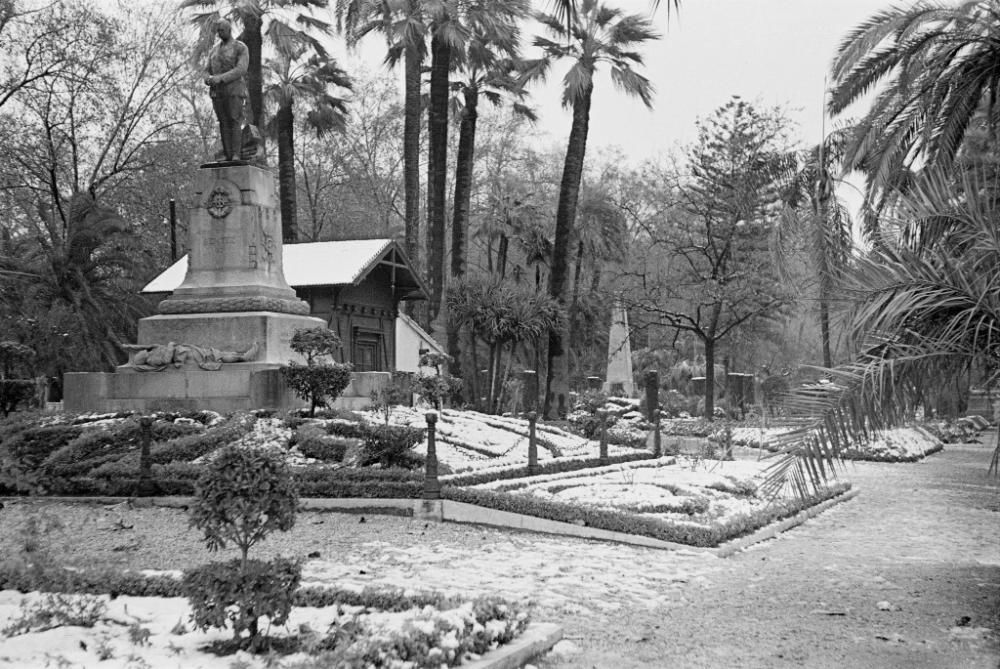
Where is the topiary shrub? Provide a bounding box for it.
[182,557,301,648]
[184,443,300,649]
[281,328,353,417]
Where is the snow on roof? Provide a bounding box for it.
[142,239,396,293]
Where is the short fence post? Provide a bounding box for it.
[136,416,156,497]
[598,408,609,465]
[645,370,661,457]
[423,412,441,500]
[520,370,539,475]
[527,411,538,474]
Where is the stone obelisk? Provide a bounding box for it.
[603,300,634,397]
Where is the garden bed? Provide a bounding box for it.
[444,457,852,548]
[726,425,951,462]
[0,409,649,500]
[0,585,533,669]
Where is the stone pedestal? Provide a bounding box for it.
[158,164,308,315]
[65,163,325,414]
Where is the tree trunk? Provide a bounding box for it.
[276,102,298,243]
[425,31,450,330]
[497,234,509,279]
[819,297,833,368]
[240,15,264,131]
[544,88,592,419]
[447,86,478,385]
[704,337,715,421]
[403,42,422,271]
[468,329,481,408]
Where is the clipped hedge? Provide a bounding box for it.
[3,425,85,471]
[149,413,256,464]
[57,462,424,499]
[442,482,853,548]
[0,563,466,612]
[444,451,655,487]
[294,466,423,498]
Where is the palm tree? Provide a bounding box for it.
[447,29,540,382]
[180,0,333,136]
[264,50,352,242]
[534,0,659,418]
[765,167,1000,495]
[828,0,1000,231]
[336,0,426,270]
[0,193,149,371]
[423,0,533,333]
[549,0,678,30]
[780,128,854,369]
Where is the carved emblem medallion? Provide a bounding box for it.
[206,186,234,219]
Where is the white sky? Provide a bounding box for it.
[337,0,887,164]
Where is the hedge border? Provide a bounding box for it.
[440,482,852,548]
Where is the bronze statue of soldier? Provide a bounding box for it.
[205,19,249,162]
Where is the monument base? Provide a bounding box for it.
[64,366,302,413]
[63,369,391,414]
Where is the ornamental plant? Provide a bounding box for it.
[281,327,353,417]
[183,443,300,648]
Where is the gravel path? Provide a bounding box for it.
[1,438,997,668]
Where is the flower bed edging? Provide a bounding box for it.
[714,486,861,557]
[462,622,562,669]
[437,499,716,553]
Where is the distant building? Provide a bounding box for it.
[143,239,439,376]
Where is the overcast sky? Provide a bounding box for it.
[557,0,885,160]
[337,0,887,165]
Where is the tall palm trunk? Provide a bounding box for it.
[276,102,298,242]
[240,15,264,131]
[819,293,833,368]
[544,87,592,419]
[447,85,478,384]
[403,42,422,270]
[425,31,450,330]
[816,200,834,368]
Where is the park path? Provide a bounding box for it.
[538,437,1000,669]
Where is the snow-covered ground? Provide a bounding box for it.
[729,425,943,460]
[362,407,642,474]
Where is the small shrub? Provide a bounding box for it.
[357,423,425,469]
[187,443,300,649]
[370,371,415,424]
[189,443,298,564]
[281,328,353,417]
[182,557,301,645]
